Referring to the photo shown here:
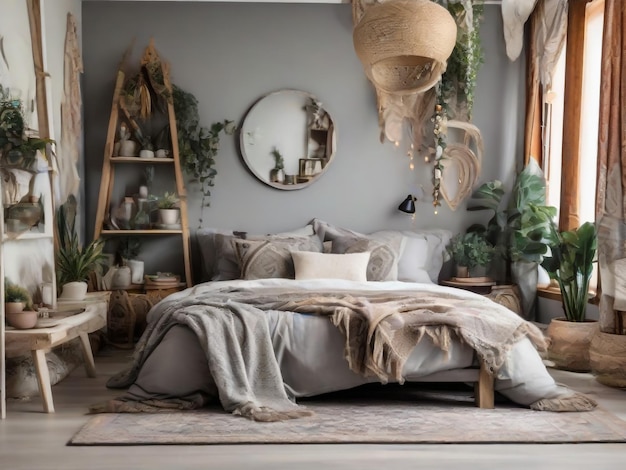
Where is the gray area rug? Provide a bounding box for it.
[69,386,626,445]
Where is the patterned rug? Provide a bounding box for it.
[69,385,626,445]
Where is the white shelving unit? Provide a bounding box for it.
[0,163,56,420]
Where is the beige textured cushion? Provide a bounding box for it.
[234,235,323,280]
[331,231,405,281]
[292,251,370,281]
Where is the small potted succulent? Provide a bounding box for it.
[157,191,180,225]
[4,278,37,329]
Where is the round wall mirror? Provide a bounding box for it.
[239,89,336,190]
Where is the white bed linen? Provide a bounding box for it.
[140,278,572,407]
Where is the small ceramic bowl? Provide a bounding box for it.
[6,310,38,329]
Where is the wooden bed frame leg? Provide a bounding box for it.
[475,362,494,409]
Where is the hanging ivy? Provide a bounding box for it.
[437,0,485,121]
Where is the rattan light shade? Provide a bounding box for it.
[353,0,457,94]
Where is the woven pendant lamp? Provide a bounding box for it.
[353,0,457,95]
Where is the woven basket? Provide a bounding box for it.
[353,0,457,94]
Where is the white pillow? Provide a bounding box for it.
[397,236,432,284]
[402,229,453,282]
[292,251,370,282]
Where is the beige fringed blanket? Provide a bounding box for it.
[98,286,594,420]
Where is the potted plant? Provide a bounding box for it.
[541,221,598,371]
[56,200,106,300]
[0,85,53,169]
[467,159,557,319]
[446,231,494,278]
[157,191,180,225]
[172,84,236,225]
[116,236,144,285]
[4,278,37,329]
[269,147,285,183]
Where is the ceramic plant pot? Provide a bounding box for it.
[159,208,179,225]
[4,301,25,314]
[6,310,38,329]
[59,281,88,301]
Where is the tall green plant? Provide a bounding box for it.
[56,203,106,285]
[467,159,557,270]
[541,222,597,322]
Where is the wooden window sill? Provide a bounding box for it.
[536,286,599,305]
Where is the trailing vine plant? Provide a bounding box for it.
[427,0,485,210]
[172,85,236,226]
[438,0,485,121]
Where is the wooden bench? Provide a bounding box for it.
[5,299,108,413]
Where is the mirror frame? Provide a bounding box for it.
[238,89,336,191]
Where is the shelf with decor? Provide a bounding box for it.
[92,42,192,289]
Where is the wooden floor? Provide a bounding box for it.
[1,347,625,470]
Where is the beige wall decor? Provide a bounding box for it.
[57,13,83,206]
[352,0,456,147]
[439,120,484,211]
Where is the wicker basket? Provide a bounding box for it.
[353,0,457,94]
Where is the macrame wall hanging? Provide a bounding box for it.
[352,0,486,212]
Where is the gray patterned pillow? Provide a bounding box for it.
[331,231,405,281]
[233,235,323,280]
[208,225,316,281]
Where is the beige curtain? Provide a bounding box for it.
[523,0,569,167]
[595,0,625,333]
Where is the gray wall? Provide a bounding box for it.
[82,2,524,277]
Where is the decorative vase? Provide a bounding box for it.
[6,310,38,329]
[546,318,599,372]
[119,140,138,157]
[112,266,132,289]
[589,331,626,388]
[510,260,539,321]
[139,149,155,159]
[269,168,285,183]
[128,259,145,285]
[59,281,88,301]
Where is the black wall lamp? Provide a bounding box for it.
[398,195,417,214]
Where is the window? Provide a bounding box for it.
[545,0,603,229]
[541,0,604,295]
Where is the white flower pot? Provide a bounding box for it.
[159,208,179,225]
[59,281,88,301]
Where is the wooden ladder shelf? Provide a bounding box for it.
[93,42,192,287]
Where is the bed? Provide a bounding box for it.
[97,219,597,421]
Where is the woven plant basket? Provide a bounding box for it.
[353,0,457,94]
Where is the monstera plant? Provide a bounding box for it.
[467,159,557,319]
